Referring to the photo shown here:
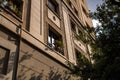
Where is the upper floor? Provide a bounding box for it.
[0,0,94,66]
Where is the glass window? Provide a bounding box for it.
[82,6,89,17]
[70,20,76,33]
[0,46,9,75]
[78,29,83,36]
[48,31,55,49]
[74,8,78,16]
[48,27,64,54]
[75,50,84,66]
[48,0,59,15]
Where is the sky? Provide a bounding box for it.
[86,0,103,12]
[86,0,103,27]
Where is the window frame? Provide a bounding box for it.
[47,0,59,16]
[75,49,84,66]
[74,7,78,16]
[82,6,89,17]
[48,26,64,55]
[70,19,77,33]
[48,30,56,49]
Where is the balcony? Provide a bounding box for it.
[0,0,23,19]
[48,27,64,55]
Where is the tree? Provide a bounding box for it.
[91,0,120,80]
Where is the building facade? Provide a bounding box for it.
[0,0,94,80]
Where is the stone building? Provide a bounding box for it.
[0,0,94,80]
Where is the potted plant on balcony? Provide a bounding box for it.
[55,40,64,53]
[8,0,14,9]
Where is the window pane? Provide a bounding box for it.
[48,0,56,11]
[48,27,64,54]
[52,38,55,48]
[48,36,51,44]
[48,0,59,14]
[70,20,76,32]
[52,38,54,44]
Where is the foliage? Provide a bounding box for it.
[0,0,22,18]
[90,0,120,80]
[71,51,92,80]
[75,33,86,43]
[55,40,63,48]
[69,0,120,79]
[66,0,70,3]
[75,32,89,44]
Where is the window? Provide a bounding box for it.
[48,27,64,54]
[82,6,89,17]
[78,29,83,36]
[66,0,72,7]
[70,20,76,33]
[0,46,9,75]
[0,0,23,18]
[75,50,84,66]
[48,0,59,15]
[74,8,78,16]
[25,0,31,31]
[66,0,78,16]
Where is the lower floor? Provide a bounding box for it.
[0,26,80,80]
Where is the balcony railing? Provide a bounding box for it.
[48,42,64,55]
[0,0,23,19]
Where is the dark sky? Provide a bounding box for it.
[86,0,103,12]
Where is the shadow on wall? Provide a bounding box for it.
[17,50,71,80]
[0,52,16,80]
[17,65,71,80]
[19,51,33,63]
[30,68,71,80]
